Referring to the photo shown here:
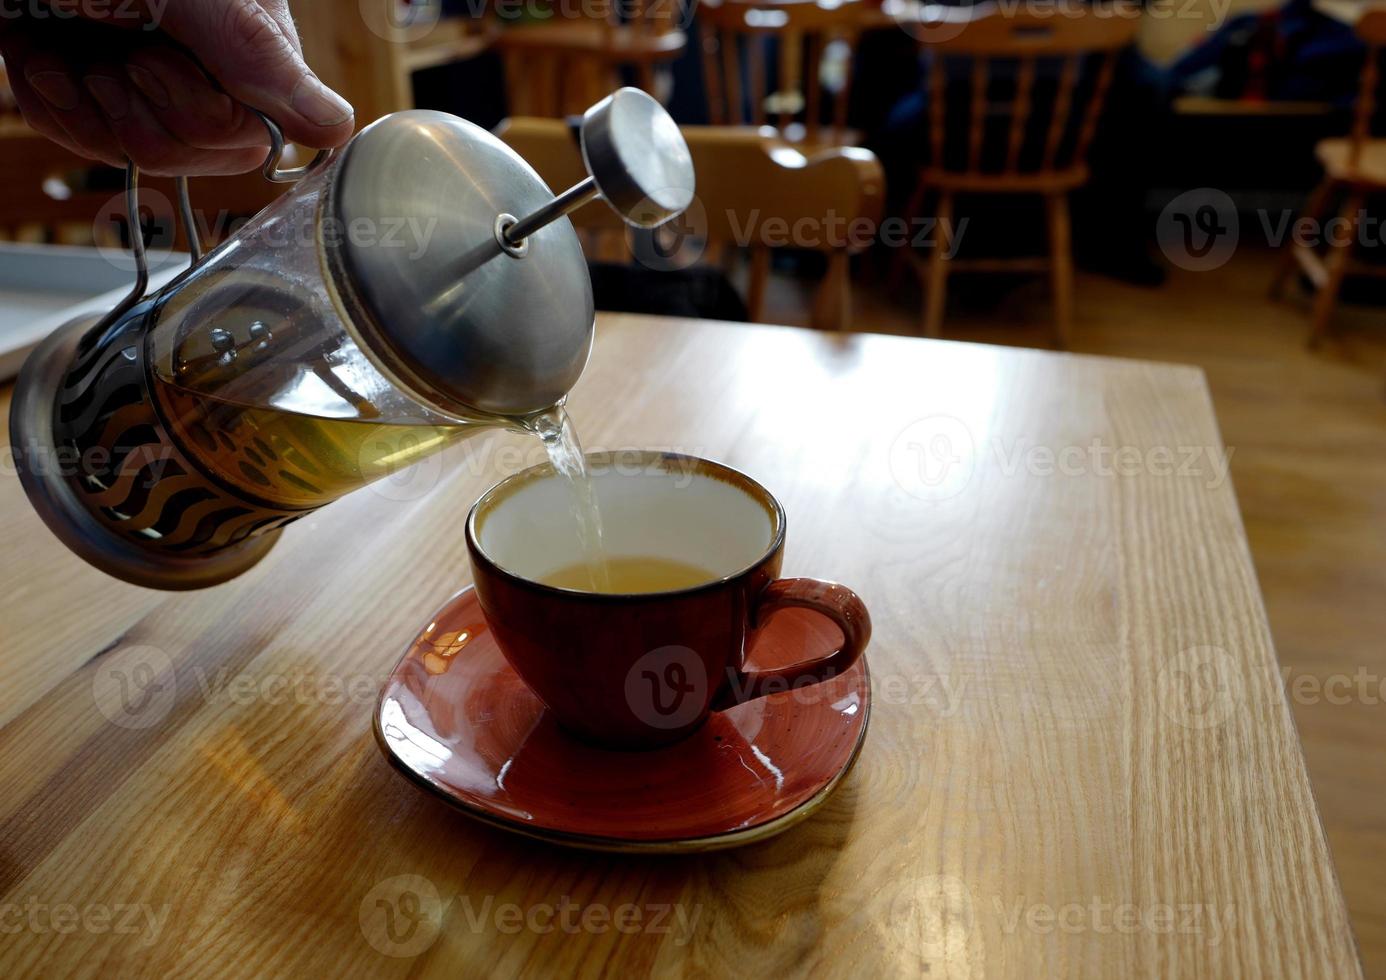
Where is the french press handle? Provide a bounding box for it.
[86,111,335,345]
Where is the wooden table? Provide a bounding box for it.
[0,315,1360,977]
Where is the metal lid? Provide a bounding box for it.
[580,87,695,228]
[327,110,594,418]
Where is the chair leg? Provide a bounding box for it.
[922,191,954,338]
[1045,192,1074,349]
[891,174,931,291]
[746,245,771,323]
[1271,178,1334,300]
[1308,192,1364,347]
[812,251,851,330]
[636,62,656,96]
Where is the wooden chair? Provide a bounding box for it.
[496,117,884,329]
[298,1,495,125]
[900,6,1139,345]
[495,3,688,117]
[1270,9,1386,345]
[698,0,867,147]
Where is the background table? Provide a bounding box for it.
[0,315,1360,977]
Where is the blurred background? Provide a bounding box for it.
[2,0,1384,968]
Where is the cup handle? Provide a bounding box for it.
[719,579,871,706]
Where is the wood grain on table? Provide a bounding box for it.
[0,315,1361,977]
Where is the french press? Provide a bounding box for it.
[9,88,694,590]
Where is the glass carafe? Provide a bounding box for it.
[143,163,482,512]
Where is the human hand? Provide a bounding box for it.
[0,0,355,176]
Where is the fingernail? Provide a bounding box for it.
[85,76,130,121]
[28,71,81,111]
[291,74,353,128]
[126,65,170,109]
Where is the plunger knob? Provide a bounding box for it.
[501,88,695,247]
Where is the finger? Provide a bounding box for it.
[0,30,90,158]
[260,0,304,56]
[125,46,270,151]
[158,0,354,150]
[6,67,121,166]
[82,66,269,176]
[8,42,127,168]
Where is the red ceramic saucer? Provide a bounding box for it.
[374,586,871,853]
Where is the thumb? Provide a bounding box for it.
[157,0,353,149]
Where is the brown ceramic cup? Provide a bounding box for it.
[466,451,871,749]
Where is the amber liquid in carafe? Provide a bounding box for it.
[148,279,477,509]
[153,379,472,508]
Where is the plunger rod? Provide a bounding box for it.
[503,177,600,245]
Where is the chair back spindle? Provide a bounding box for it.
[699,0,865,146]
[921,8,1138,182]
[1349,10,1386,169]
